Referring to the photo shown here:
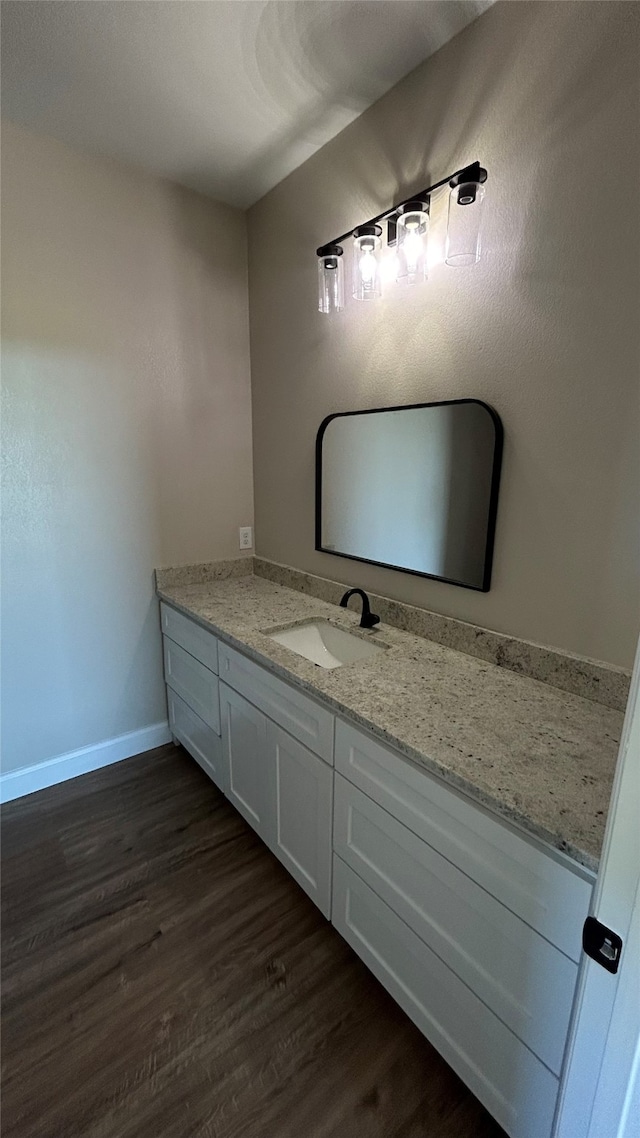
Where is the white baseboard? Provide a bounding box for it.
[0,721,173,804]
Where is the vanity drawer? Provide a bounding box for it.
[163,638,220,734]
[168,689,226,792]
[334,773,576,1074]
[332,857,559,1138]
[218,643,334,763]
[335,719,592,962]
[161,602,219,674]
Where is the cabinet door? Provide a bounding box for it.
[219,682,273,841]
[266,721,333,917]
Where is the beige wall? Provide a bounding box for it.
[248,0,640,670]
[1,121,254,774]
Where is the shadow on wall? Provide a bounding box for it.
[246,0,640,666]
[150,182,254,563]
[176,1,495,210]
[510,5,640,655]
[291,1,524,229]
[118,598,170,732]
[244,4,531,388]
[303,1,639,393]
[165,183,248,404]
[0,126,255,773]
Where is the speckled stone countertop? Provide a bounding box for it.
[158,575,623,872]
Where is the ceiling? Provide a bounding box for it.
[1,0,493,209]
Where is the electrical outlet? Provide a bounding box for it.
[239,526,253,550]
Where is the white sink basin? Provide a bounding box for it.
[269,620,383,669]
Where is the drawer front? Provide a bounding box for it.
[334,774,576,1075]
[168,689,226,792]
[161,602,219,674]
[163,638,220,734]
[218,643,334,763]
[333,857,559,1138]
[335,719,592,961]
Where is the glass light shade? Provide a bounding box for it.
[352,227,382,300]
[396,203,429,285]
[445,182,485,266]
[317,247,344,314]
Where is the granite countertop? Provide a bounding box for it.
[157,575,623,872]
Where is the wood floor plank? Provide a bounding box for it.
[1,744,506,1138]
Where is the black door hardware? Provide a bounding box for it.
[582,917,623,974]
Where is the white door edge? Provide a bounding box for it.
[554,635,640,1138]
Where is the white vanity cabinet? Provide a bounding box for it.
[217,648,334,915]
[161,603,225,790]
[161,606,334,916]
[331,720,594,1138]
[159,600,595,1138]
[218,642,335,915]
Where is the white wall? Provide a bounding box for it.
[1,121,254,777]
[248,0,640,669]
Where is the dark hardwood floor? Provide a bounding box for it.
[2,744,506,1138]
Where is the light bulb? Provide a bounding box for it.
[359,249,376,284]
[402,229,423,273]
[352,225,382,300]
[396,201,429,285]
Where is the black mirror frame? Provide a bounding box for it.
[315,397,503,593]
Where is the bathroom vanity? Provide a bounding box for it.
[157,569,623,1138]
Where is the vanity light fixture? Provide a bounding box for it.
[316,160,487,313]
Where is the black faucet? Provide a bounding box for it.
[340,588,380,630]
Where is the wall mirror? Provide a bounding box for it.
[316,399,502,592]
